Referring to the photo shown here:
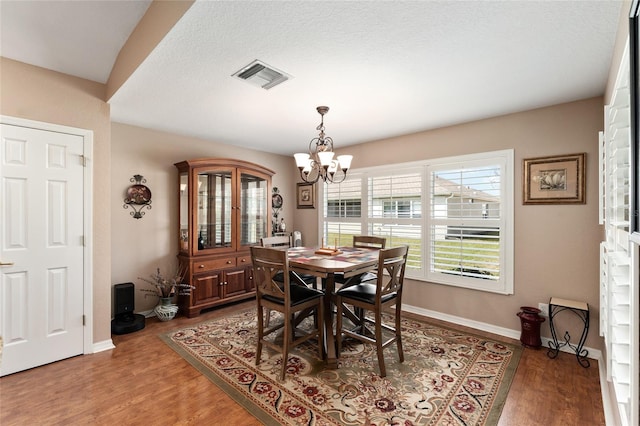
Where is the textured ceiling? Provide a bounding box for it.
[1,1,624,156]
[0,0,151,83]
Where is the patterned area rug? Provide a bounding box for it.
[160,309,521,425]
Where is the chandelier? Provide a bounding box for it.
[294,106,353,184]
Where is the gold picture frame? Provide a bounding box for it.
[523,153,586,205]
[296,182,315,209]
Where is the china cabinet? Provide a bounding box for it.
[175,158,274,317]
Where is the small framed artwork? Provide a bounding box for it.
[296,182,315,209]
[523,153,586,205]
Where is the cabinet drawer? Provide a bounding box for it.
[236,255,252,267]
[192,257,236,272]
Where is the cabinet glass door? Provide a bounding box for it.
[179,172,189,252]
[197,170,233,250]
[240,172,269,246]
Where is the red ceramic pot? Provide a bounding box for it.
[517,306,545,348]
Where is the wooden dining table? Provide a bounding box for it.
[287,246,380,368]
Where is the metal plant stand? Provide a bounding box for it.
[547,297,590,368]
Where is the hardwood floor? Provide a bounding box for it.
[414,313,606,426]
[0,300,605,425]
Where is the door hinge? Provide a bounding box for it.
[83,315,86,326]
[80,154,88,167]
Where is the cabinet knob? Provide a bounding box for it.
[199,264,205,268]
[240,258,246,263]
[226,260,232,264]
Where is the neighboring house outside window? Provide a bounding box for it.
[320,149,514,294]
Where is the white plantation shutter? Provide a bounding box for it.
[369,171,422,270]
[429,167,501,280]
[599,43,638,426]
[369,173,422,219]
[369,222,422,270]
[426,154,513,294]
[323,175,363,246]
[320,150,513,293]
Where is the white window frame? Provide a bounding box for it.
[425,150,514,294]
[318,149,514,294]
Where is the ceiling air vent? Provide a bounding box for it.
[232,60,292,90]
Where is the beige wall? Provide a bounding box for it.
[328,97,604,350]
[0,57,113,344]
[112,97,604,350]
[110,122,297,312]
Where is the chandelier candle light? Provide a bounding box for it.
[294,106,353,184]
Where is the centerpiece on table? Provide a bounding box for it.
[139,267,193,321]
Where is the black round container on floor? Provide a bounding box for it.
[111,313,145,335]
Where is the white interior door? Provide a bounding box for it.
[0,123,85,376]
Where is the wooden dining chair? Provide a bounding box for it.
[261,235,292,248]
[335,245,408,377]
[260,235,318,328]
[251,246,324,380]
[261,236,318,287]
[335,235,387,289]
[353,235,388,249]
[335,235,387,324]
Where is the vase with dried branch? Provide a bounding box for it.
[138,266,193,321]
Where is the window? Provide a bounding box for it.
[369,171,423,270]
[327,200,361,217]
[320,149,514,294]
[426,154,513,294]
[323,175,363,246]
[383,200,421,218]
